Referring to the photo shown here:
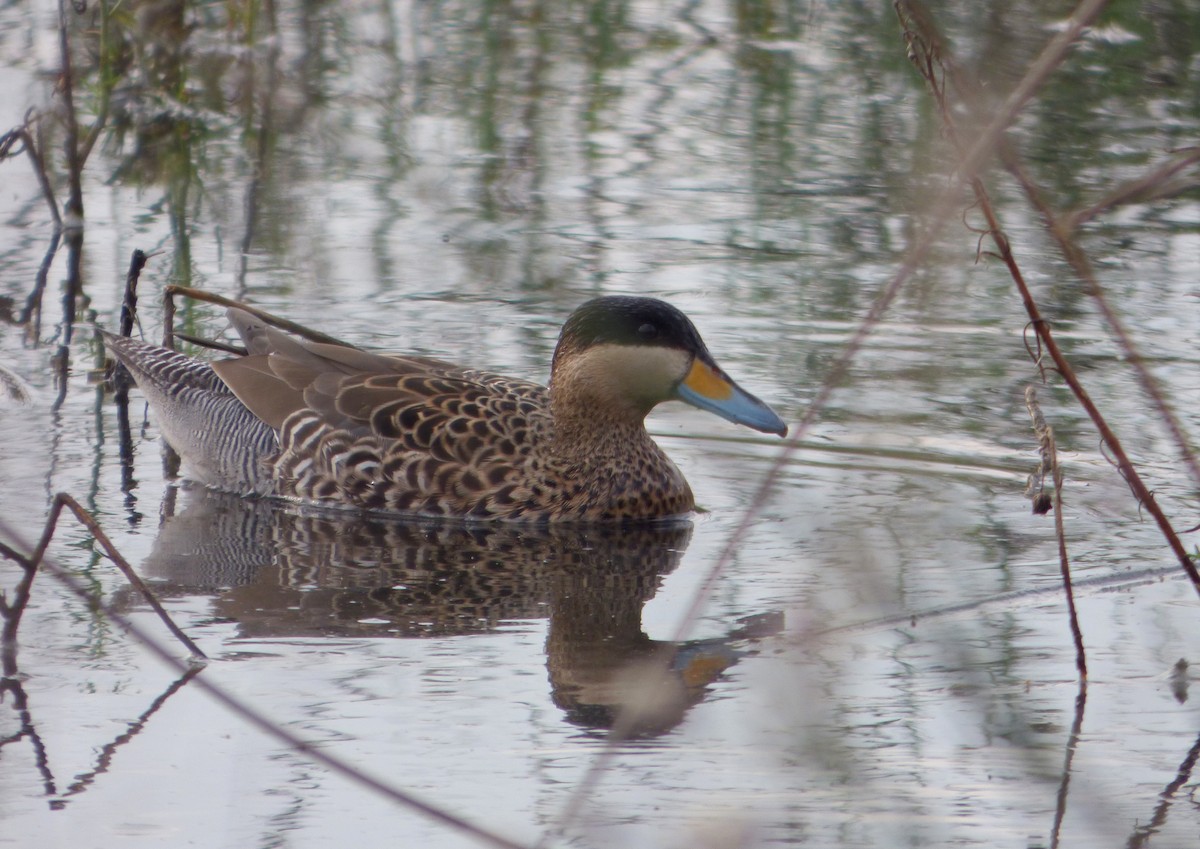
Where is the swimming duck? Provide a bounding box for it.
[103,296,787,521]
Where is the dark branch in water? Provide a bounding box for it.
[0,677,57,796]
[119,250,149,339]
[52,667,204,806]
[0,116,61,228]
[1125,728,1200,849]
[1050,682,1089,849]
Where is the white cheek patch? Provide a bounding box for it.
[575,344,692,406]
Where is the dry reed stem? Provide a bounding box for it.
[1025,386,1086,678]
[163,285,351,347]
[25,494,206,660]
[1063,147,1200,233]
[0,512,533,849]
[1005,157,1200,493]
[896,0,1200,599]
[548,0,1113,837]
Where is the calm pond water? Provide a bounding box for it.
[3,1,1200,847]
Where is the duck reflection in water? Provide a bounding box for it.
[126,488,781,736]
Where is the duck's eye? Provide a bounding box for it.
[637,323,658,340]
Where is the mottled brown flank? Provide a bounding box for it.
[266,358,694,522]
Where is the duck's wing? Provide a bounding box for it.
[212,309,548,468]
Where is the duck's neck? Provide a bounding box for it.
[546,390,646,451]
[546,359,657,455]
[543,389,694,520]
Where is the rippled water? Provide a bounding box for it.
[3,2,1200,847]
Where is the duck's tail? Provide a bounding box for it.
[101,330,278,495]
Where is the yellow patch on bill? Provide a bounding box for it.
[684,359,733,400]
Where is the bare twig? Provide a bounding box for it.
[112,250,151,412]
[1063,147,1200,233]
[1005,157,1200,493]
[16,494,207,660]
[164,286,351,347]
[896,0,1200,599]
[119,250,149,338]
[1026,386,1086,678]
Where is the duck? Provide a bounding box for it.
[102,296,787,522]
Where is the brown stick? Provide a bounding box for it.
[1063,148,1200,233]
[1026,386,1086,678]
[25,494,206,659]
[903,0,1200,496]
[896,0,1200,598]
[164,285,351,347]
[119,250,149,338]
[1004,158,1200,493]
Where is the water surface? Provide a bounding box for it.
[2,2,1200,848]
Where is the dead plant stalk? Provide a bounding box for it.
[895,0,1200,598]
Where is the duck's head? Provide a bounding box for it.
[550,296,788,436]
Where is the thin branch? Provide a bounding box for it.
[23,494,206,660]
[1005,156,1200,493]
[164,286,351,347]
[1026,385,1086,678]
[896,0,1200,599]
[1063,147,1200,233]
